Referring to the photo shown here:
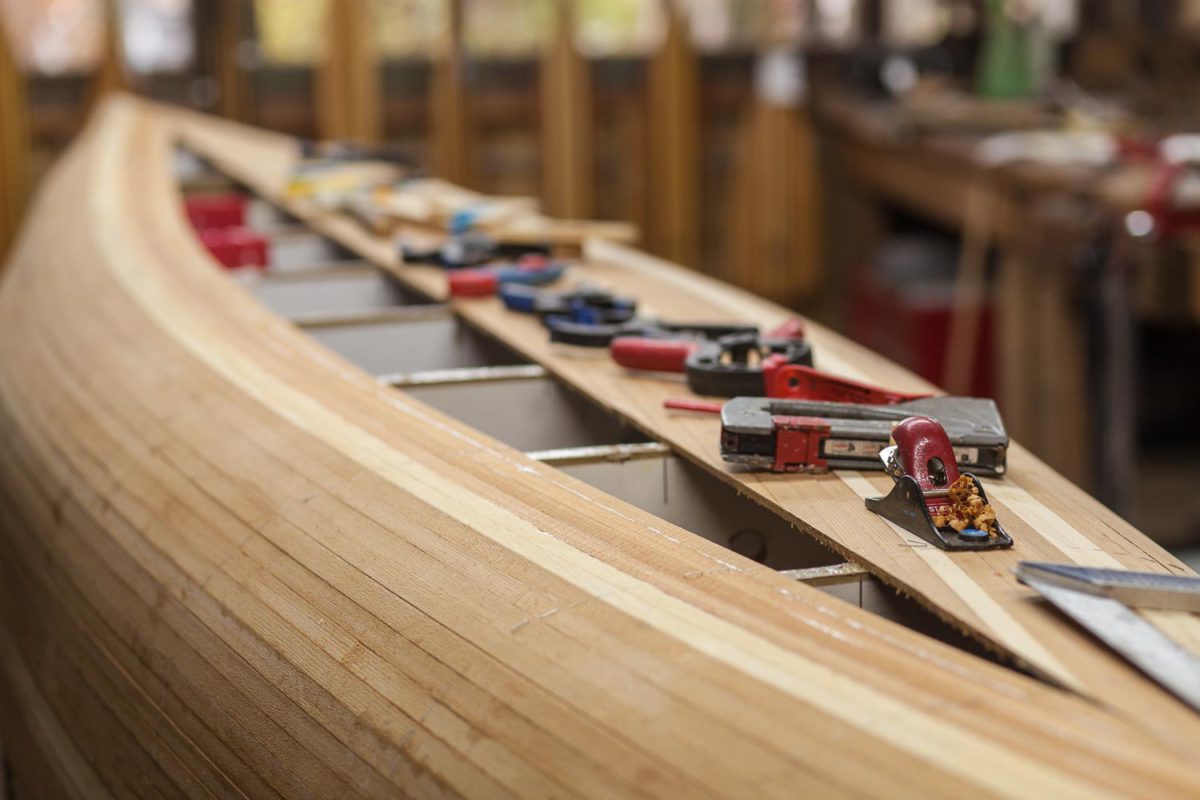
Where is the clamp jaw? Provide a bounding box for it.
[610,321,813,394]
[865,416,1013,551]
[685,333,815,396]
[401,232,551,269]
[552,318,757,348]
[448,255,568,297]
[500,284,637,319]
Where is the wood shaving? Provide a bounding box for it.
[932,476,997,536]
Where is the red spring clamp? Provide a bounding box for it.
[771,415,830,473]
[199,227,269,270]
[447,255,566,298]
[610,317,808,376]
[762,363,931,404]
[184,193,247,231]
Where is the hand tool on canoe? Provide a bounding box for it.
[609,318,806,365]
[718,396,1008,477]
[663,365,934,415]
[611,325,814,395]
[864,416,1012,551]
[645,355,930,404]
[1016,562,1200,712]
[547,317,762,348]
[447,255,569,298]
[400,232,551,269]
[498,283,638,321]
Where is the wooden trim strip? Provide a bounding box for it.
[381,364,547,388]
[781,562,869,586]
[292,304,451,329]
[525,442,671,467]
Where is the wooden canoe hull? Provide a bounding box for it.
[2,97,1199,798]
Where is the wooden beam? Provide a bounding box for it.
[645,0,699,267]
[211,0,251,122]
[0,21,30,262]
[726,47,822,305]
[88,0,129,112]
[429,0,473,185]
[315,0,381,142]
[540,0,593,218]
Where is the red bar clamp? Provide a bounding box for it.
[762,363,931,404]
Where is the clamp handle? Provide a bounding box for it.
[448,269,499,297]
[449,261,566,298]
[611,337,697,372]
[763,363,932,404]
[765,317,806,340]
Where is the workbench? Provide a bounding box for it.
[815,88,1182,509]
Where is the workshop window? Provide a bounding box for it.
[373,0,442,59]
[119,0,195,74]
[0,0,105,75]
[253,0,329,65]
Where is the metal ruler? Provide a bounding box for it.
[1016,562,1200,712]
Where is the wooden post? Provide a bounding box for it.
[429,0,473,184]
[645,0,699,267]
[316,0,381,142]
[212,0,251,122]
[0,23,30,261]
[540,0,593,218]
[726,44,822,304]
[88,0,129,111]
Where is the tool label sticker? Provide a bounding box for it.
[953,448,979,464]
[823,439,886,457]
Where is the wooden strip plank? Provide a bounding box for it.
[316,0,381,143]
[541,0,593,219]
[645,0,699,268]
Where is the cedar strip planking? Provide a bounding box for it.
[1,96,1200,797]
[172,104,1200,750]
[171,104,1200,755]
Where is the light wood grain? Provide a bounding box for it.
[429,0,473,186]
[645,0,699,268]
[541,0,593,220]
[6,97,1200,797]
[87,0,129,113]
[210,0,251,122]
[0,24,30,260]
[316,0,381,143]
